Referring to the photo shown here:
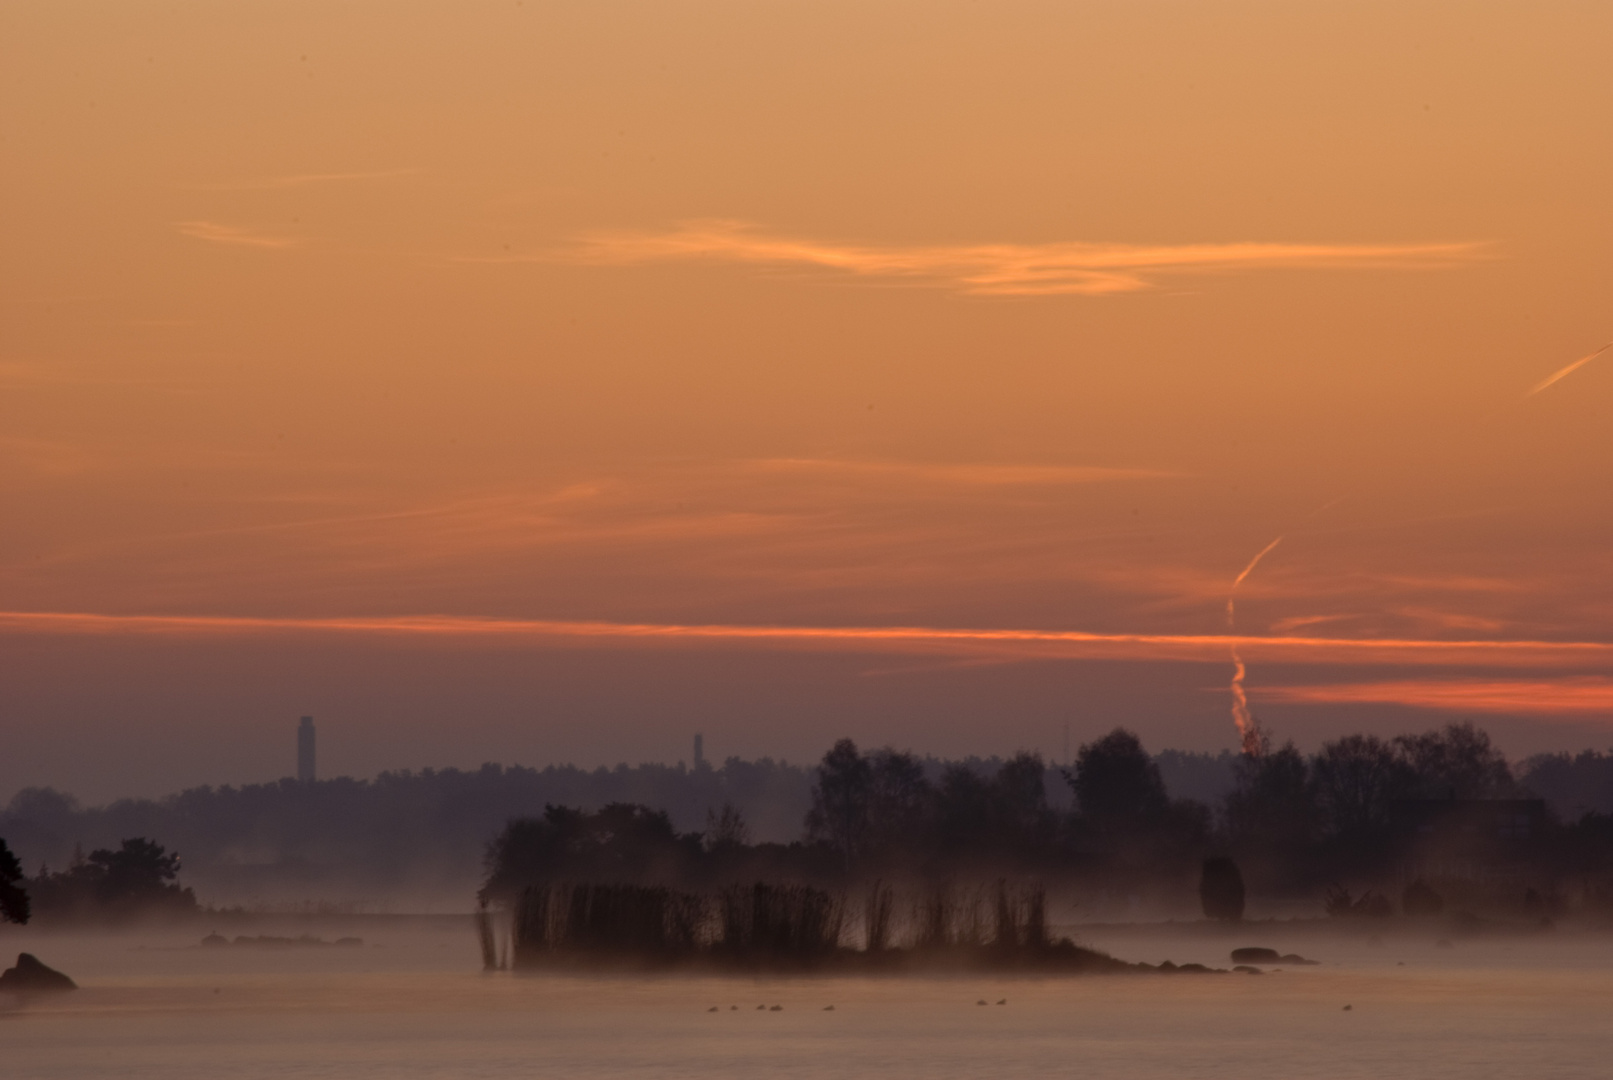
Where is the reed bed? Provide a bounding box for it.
[475,904,499,971]
[504,878,1138,974]
[864,880,894,952]
[901,880,1046,950]
[718,883,845,956]
[513,883,708,963]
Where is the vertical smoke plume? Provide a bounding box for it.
[1226,536,1283,757]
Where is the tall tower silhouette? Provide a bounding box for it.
[297,716,316,783]
[693,733,705,769]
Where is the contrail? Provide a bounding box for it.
[1525,342,1612,398]
[1226,535,1285,756]
[1231,536,1285,591]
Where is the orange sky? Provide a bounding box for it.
[3,1,1611,800]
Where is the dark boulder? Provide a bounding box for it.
[1231,947,1280,963]
[1231,946,1317,965]
[0,953,77,992]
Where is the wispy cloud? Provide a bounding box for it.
[176,221,302,249]
[534,220,1489,296]
[1,610,1609,670]
[747,458,1176,486]
[1392,607,1508,633]
[1256,677,1613,717]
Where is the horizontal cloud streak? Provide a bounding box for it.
[748,458,1176,486]
[176,222,302,249]
[1256,677,1613,716]
[1,610,1609,669]
[554,221,1488,296]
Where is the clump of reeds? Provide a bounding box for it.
[993,881,1017,948]
[902,880,1047,952]
[511,883,709,966]
[990,880,1047,949]
[1023,885,1046,948]
[511,885,552,968]
[915,882,953,949]
[957,888,987,946]
[864,881,894,953]
[476,901,499,971]
[719,883,844,958]
[499,877,1069,972]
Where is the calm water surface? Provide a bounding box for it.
[4,921,1611,1079]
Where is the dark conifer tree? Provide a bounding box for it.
[0,838,30,925]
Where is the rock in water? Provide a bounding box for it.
[0,953,77,992]
[1232,947,1319,966]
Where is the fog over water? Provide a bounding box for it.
[6,0,1612,1073]
[5,920,1613,1079]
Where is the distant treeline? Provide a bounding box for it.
[0,758,818,908]
[480,727,1613,921]
[4,735,1613,912]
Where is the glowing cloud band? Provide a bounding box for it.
[534,221,1489,297]
[1256,677,1613,716]
[1,610,1609,670]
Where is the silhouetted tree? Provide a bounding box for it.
[1,838,30,925]
[864,749,934,857]
[704,803,751,852]
[1225,742,1316,861]
[27,837,195,920]
[935,764,994,851]
[930,752,1056,859]
[482,804,694,902]
[992,753,1055,845]
[88,838,183,903]
[1065,730,1209,872]
[1311,734,1409,839]
[1394,723,1516,799]
[1068,729,1168,829]
[805,739,873,865]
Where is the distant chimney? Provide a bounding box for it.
[297,716,316,782]
[693,733,705,769]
